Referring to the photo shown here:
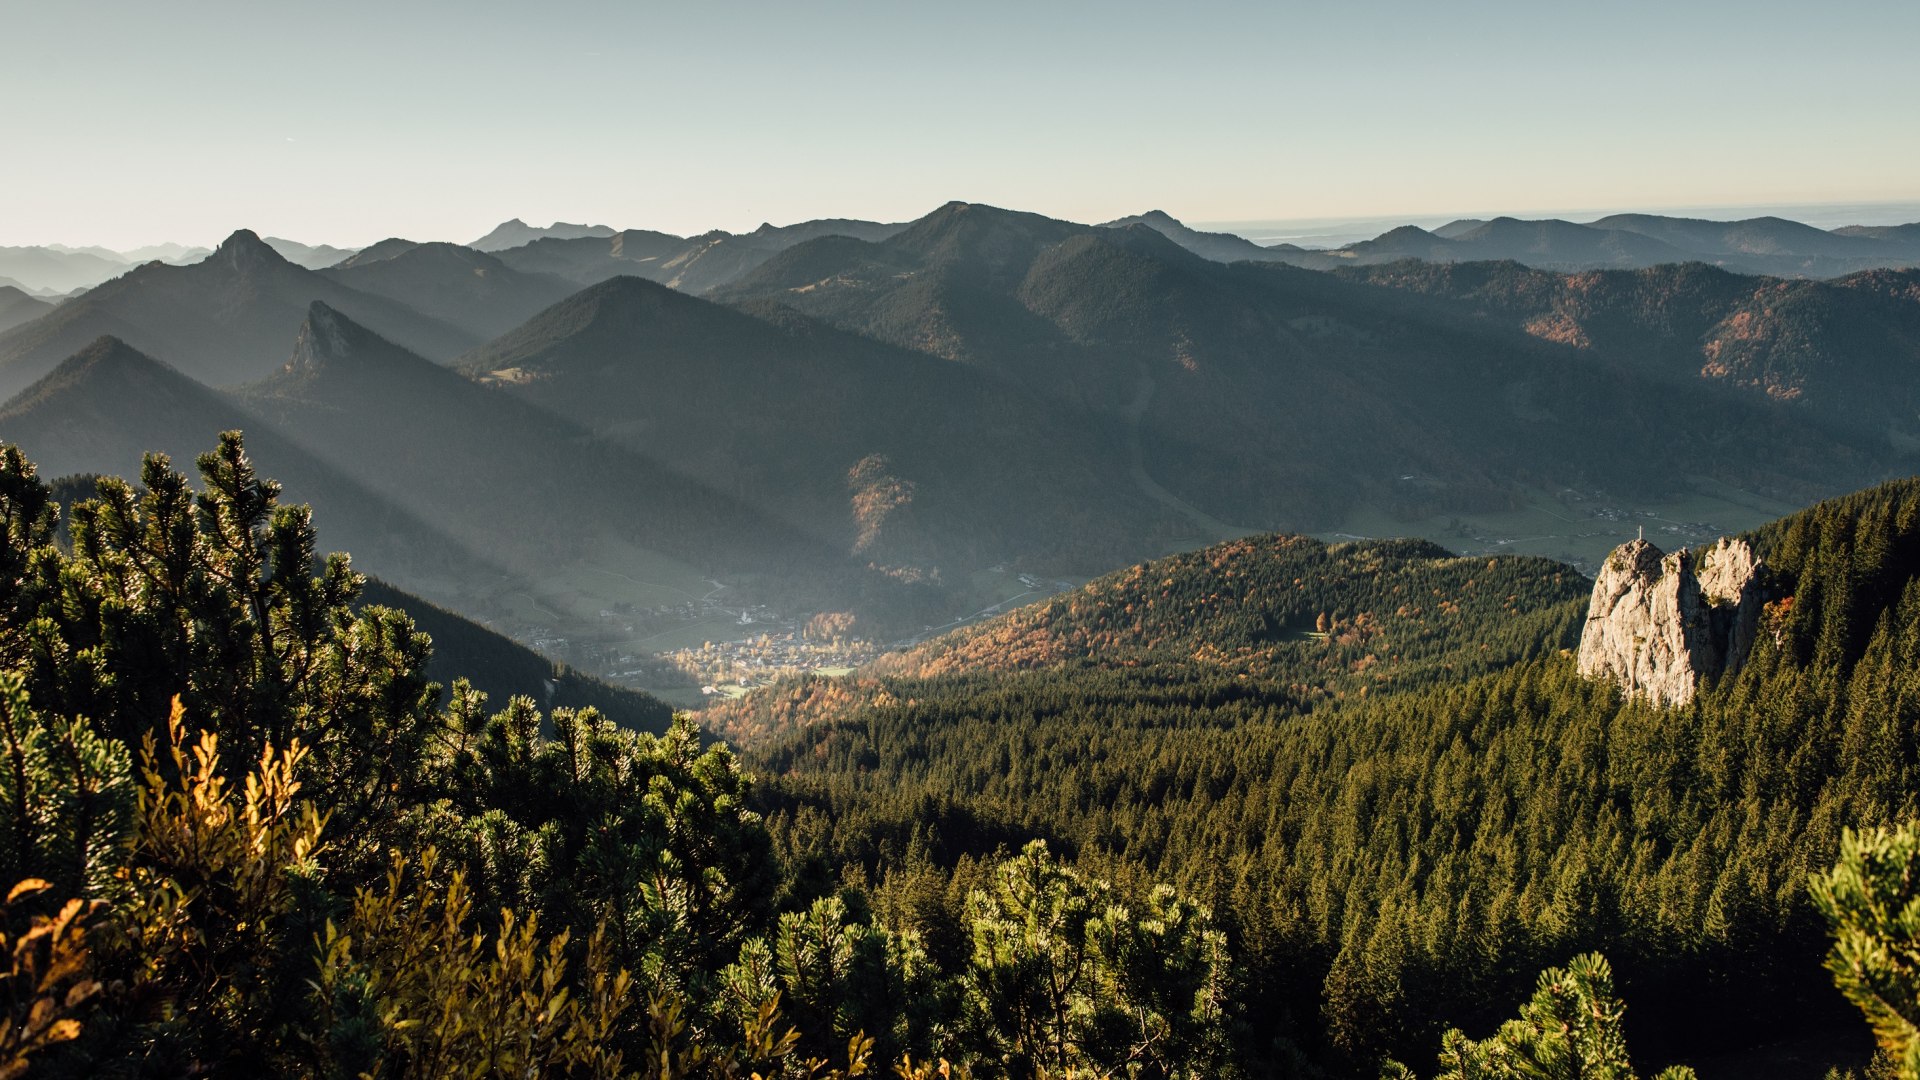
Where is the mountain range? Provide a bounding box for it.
[454,275,1166,573]
[237,300,861,598]
[0,286,52,334]
[487,217,910,294]
[1120,210,1920,278]
[2,199,1917,701]
[320,240,578,338]
[0,230,479,400]
[1334,259,1920,444]
[718,202,1892,525]
[0,335,505,599]
[3,208,1910,300]
[0,245,130,294]
[261,236,358,269]
[469,218,616,251]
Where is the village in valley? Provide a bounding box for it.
[488,482,1792,709]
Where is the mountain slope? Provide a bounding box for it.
[332,238,422,265]
[735,478,1920,1068]
[355,577,672,733]
[709,533,1587,745]
[0,230,481,399]
[238,302,923,623]
[1336,259,1920,446]
[470,218,615,251]
[490,220,911,295]
[0,286,52,334]
[1834,222,1920,245]
[1310,218,1694,270]
[490,229,690,286]
[0,245,128,293]
[656,220,911,295]
[0,336,507,603]
[1172,213,1920,278]
[120,242,212,264]
[320,241,577,338]
[720,202,1893,533]
[1101,210,1280,262]
[1445,216,1692,267]
[1590,213,1920,273]
[454,276,1169,573]
[262,236,358,269]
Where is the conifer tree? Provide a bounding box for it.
[1382,953,1696,1080]
[1813,823,1920,1078]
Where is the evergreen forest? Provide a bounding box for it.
[6,434,1920,1079]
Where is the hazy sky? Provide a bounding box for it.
[5,0,1917,248]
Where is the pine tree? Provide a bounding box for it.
[1812,823,1920,1078]
[1383,953,1696,1080]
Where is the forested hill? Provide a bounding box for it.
[5,431,1920,1077]
[737,477,1920,1073]
[355,577,672,733]
[1334,260,1920,443]
[706,534,1587,746]
[871,535,1584,682]
[718,201,1893,534]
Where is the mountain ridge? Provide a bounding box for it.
[470,218,616,251]
[454,275,1172,574]
[0,229,481,399]
[0,335,511,605]
[319,241,577,337]
[719,201,1895,536]
[0,285,52,334]
[1120,208,1920,277]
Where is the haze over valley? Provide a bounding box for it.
[12,1,1920,1075]
[4,199,1916,704]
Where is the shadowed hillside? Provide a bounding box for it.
[320,241,578,338]
[0,230,478,399]
[0,336,508,602]
[1120,208,1920,278]
[457,276,1176,574]
[0,284,51,334]
[1337,260,1920,446]
[721,202,1897,534]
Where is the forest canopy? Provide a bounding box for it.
[1,435,1918,1078]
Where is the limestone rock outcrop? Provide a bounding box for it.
[1577,536,1763,706]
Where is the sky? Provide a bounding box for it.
[4,0,1918,249]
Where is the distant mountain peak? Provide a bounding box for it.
[285,301,389,377]
[583,273,677,301]
[1,335,187,414]
[470,218,616,252]
[333,238,423,268]
[560,275,690,322]
[62,335,153,374]
[213,228,290,271]
[892,201,1084,257]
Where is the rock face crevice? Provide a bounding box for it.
[1576,536,1762,707]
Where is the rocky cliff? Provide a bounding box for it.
[1577,536,1763,706]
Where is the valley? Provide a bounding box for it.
[4,201,1912,740]
[3,196,1918,1080]
[12,2,1920,1074]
